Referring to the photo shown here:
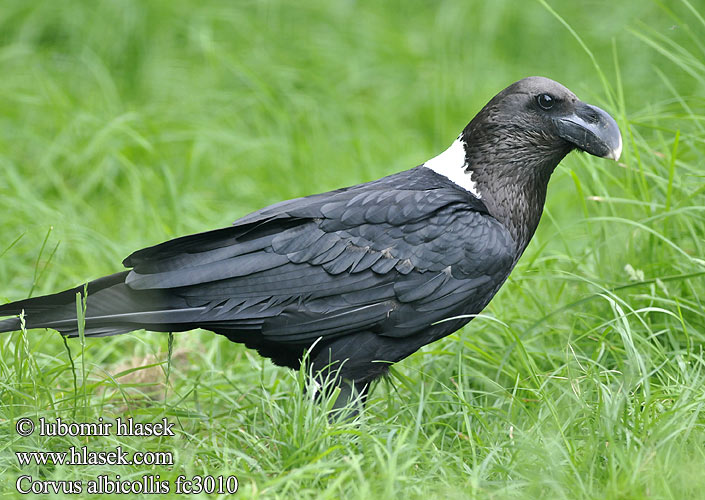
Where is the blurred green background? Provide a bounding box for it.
[1,1,704,499]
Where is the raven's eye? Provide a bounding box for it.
[537,94,554,110]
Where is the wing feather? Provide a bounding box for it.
[113,167,515,344]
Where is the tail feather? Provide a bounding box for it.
[0,271,129,316]
[0,271,194,337]
[0,317,21,332]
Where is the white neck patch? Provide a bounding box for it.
[423,135,481,198]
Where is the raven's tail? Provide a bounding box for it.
[0,316,21,333]
[0,271,192,337]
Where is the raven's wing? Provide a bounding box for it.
[0,168,516,355]
[121,167,517,342]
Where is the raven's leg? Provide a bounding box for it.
[305,357,370,419]
[330,379,370,419]
[309,333,394,419]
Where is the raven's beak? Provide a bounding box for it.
[555,102,622,161]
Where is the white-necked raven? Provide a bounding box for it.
[0,77,622,406]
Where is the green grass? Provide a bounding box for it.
[1,0,705,498]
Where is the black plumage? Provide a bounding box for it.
[0,77,622,406]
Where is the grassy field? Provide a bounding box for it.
[1,0,704,498]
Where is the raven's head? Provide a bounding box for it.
[423,76,622,252]
[469,76,622,163]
